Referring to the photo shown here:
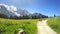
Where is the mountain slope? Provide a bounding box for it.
[0,3,30,18]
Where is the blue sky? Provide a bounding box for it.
[0,0,60,16]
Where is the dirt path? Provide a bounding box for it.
[37,20,57,34]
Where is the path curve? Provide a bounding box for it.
[37,20,57,34]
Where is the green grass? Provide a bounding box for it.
[47,17,60,34]
[0,18,38,34]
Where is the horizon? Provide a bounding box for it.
[0,0,60,17]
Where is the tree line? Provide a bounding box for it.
[0,13,48,19]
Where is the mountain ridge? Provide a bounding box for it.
[0,3,48,19]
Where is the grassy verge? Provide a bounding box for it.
[0,18,38,34]
[47,17,60,34]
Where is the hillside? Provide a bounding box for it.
[47,17,60,34]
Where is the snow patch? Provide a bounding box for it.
[0,3,20,16]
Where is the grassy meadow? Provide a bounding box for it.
[0,18,38,34]
[47,17,60,34]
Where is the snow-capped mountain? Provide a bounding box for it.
[0,3,30,17]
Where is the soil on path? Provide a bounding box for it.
[37,20,57,34]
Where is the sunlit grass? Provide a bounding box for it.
[47,17,60,34]
[0,18,38,34]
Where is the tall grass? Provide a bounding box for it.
[47,17,60,34]
[0,18,38,34]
